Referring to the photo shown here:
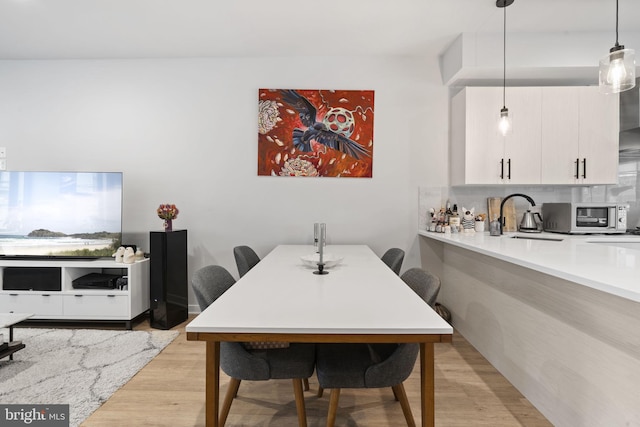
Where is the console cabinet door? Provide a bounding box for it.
[0,293,64,317]
[63,294,129,318]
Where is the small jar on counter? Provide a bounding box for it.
[489,217,501,236]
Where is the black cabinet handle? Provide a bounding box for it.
[42,294,50,297]
[507,159,511,180]
[582,158,587,179]
[9,293,18,296]
[107,295,116,298]
[575,158,580,179]
[500,159,504,179]
[74,295,83,297]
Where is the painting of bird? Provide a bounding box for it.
[279,89,371,160]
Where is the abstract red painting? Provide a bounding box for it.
[258,89,374,177]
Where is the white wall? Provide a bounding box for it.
[0,56,449,311]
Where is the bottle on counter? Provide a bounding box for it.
[449,204,461,231]
[445,200,453,225]
[490,215,501,236]
[436,207,446,232]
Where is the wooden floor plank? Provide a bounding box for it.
[81,316,552,427]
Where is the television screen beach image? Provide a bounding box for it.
[0,171,123,258]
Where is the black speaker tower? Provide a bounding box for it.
[149,229,188,329]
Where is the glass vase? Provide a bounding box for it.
[163,219,173,232]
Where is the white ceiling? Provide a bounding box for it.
[1,0,639,60]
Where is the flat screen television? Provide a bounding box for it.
[0,171,123,259]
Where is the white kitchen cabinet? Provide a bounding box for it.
[540,87,580,184]
[577,87,619,184]
[452,86,619,186]
[0,258,149,329]
[451,86,541,185]
[540,86,619,184]
[504,87,542,184]
[451,87,501,185]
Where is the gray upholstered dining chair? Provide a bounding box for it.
[232,246,311,390]
[233,245,261,277]
[381,247,405,275]
[399,267,441,308]
[315,267,441,427]
[192,265,316,427]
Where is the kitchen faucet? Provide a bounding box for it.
[499,193,536,235]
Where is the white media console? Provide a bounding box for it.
[0,258,150,329]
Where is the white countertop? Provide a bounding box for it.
[419,230,640,303]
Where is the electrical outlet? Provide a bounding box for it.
[0,147,5,158]
[0,159,6,170]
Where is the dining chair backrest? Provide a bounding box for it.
[233,245,261,277]
[192,265,236,311]
[381,248,405,275]
[400,267,441,308]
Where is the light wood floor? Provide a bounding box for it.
[81,315,552,427]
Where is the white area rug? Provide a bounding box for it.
[0,328,179,427]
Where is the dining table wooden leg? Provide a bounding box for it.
[420,342,435,427]
[206,341,220,427]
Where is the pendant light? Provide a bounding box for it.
[497,0,514,136]
[599,0,635,94]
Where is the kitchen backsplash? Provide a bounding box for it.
[419,159,640,231]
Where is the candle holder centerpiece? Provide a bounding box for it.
[313,223,328,275]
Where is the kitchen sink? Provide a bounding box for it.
[510,235,564,242]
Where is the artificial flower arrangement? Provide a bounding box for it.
[157,203,179,220]
[157,203,179,231]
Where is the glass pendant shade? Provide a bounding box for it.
[599,46,636,94]
[498,107,512,136]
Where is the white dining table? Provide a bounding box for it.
[186,245,453,427]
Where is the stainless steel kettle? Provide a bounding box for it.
[519,210,543,233]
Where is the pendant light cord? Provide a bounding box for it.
[502,2,506,109]
[615,0,620,47]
